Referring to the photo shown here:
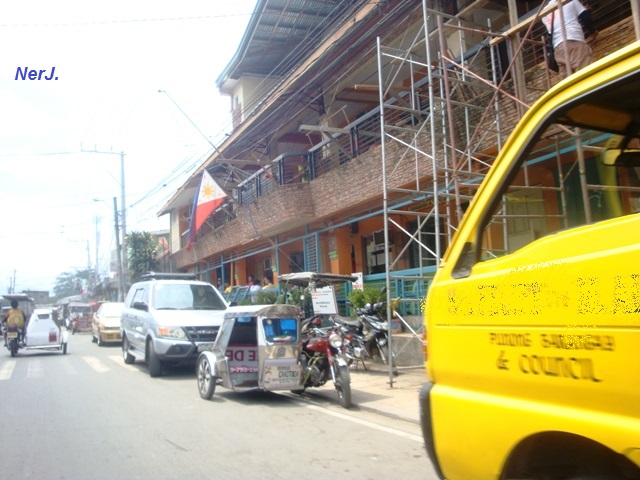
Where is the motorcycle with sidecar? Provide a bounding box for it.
[195,303,352,408]
[4,307,68,357]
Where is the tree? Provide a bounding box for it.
[52,269,93,300]
[127,231,159,284]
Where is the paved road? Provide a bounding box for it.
[0,334,437,480]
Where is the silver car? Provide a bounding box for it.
[120,273,228,377]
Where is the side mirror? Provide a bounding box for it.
[132,301,148,312]
[602,149,640,167]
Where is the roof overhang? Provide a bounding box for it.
[216,0,358,92]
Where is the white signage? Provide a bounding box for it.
[311,286,338,314]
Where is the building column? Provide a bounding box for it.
[235,258,247,286]
[328,227,353,274]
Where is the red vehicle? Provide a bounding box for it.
[67,302,92,334]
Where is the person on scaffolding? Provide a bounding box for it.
[543,0,597,78]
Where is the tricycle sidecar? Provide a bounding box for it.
[5,308,69,356]
[196,304,303,400]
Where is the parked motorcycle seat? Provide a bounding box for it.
[331,315,361,328]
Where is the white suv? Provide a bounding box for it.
[120,272,228,377]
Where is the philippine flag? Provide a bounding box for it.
[186,169,227,250]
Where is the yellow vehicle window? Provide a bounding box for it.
[480,122,640,260]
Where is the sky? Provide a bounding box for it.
[0,0,257,294]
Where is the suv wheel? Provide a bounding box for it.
[147,341,162,377]
[122,336,135,364]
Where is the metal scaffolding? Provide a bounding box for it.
[376,0,638,383]
[377,1,506,378]
[374,0,551,379]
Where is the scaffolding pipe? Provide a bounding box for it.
[377,36,396,387]
[575,129,593,224]
[437,14,465,224]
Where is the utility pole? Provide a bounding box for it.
[81,146,127,287]
[114,197,125,301]
[86,240,91,290]
[95,215,100,286]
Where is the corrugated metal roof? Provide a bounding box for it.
[217,0,361,86]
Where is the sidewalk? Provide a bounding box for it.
[348,361,427,425]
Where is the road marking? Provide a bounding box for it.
[0,360,16,380]
[82,356,110,373]
[108,354,138,371]
[27,359,44,378]
[303,403,423,443]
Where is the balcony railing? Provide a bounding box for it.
[237,108,384,205]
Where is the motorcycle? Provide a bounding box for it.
[330,314,371,368]
[298,316,352,408]
[354,298,397,369]
[5,324,25,357]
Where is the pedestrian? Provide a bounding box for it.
[544,0,597,78]
[5,300,26,346]
[249,278,262,303]
[249,278,262,294]
[246,274,254,287]
[262,270,274,289]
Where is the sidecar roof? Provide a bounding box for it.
[279,272,357,288]
[223,304,302,319]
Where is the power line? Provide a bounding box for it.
[0,12,256,28]
[0,151,85,157]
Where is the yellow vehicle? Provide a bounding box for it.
[419,42,640,479]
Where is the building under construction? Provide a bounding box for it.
[160,0,639,333]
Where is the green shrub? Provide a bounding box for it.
[278,286,312,316]
[347,286,382,315]
[255,290,277,305]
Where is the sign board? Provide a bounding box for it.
[263,364,301,389]
[352,272,363,290]
[311,286,338,314]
